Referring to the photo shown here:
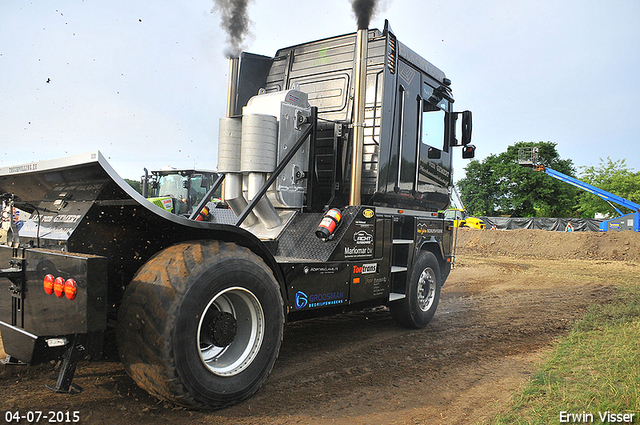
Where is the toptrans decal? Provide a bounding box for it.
[294,291,345,309]
[353,263,378,274]
[362,208,375,219]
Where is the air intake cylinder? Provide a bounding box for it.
[218,117,258,227]
[241,114,282,229]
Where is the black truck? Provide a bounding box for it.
[0,21,474,409]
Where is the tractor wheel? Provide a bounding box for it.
[117,240,284,409]
[390,250,441,329]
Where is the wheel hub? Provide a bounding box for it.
[197,287,265,376]
[208,311,237,347]
[417,268,436,312]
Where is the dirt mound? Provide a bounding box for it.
[455,228,640,262]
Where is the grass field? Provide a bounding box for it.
[486,284,640,424]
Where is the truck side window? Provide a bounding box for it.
[422,104,445,148]
[421,83,448,151]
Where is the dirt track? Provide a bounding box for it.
[1,229,639,424]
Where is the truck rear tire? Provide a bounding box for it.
[117,240,284,409]
[390,250,441,329]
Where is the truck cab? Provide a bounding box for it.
[229,21,473,214]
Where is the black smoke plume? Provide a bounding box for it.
[213,0,253,58]
[352,0,378,29]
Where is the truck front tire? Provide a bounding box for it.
[390,250,441,329]
[117,240,284,409]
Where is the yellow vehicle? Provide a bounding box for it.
[445,208,485,229]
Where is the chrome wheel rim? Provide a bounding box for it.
[197,287,264,376]
[417,268,436,312]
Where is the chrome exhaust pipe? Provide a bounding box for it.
[226,57,239,117]
[350,28,368,206]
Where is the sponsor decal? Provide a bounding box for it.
[353,230,373,245]
[362,208,374,219]
[304,265,339,275]
[353,263,377,274]
[418,161,450,186]
[417,222,443,235]
[294,290,344,309]
[7,163,38,173]
[354,220,373,228]
[54,183,103,192]
[295,291,308,309]
[344,245,373,258]
[33,214,82,224]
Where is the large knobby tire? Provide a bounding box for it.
[390,250,442,329]
[117,240,284,409]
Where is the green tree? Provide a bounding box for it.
[125,178,143,195]
[457,141,579,217]
[576,158,640,218]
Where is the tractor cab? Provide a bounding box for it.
[142,168,219,216]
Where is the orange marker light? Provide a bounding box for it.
[64,279,77,300]
[43,274,54,295]
[53,277,65,298]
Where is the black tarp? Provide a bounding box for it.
[479,217,603,232]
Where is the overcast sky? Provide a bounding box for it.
[1,0,639,182]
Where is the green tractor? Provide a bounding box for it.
[142,167,220,217]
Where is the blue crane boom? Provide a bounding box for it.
[518,147,639,232]
[539,165,640,216]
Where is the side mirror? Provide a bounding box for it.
[448,110,473,147]
[462,144,476,159]
[461,110,472,146]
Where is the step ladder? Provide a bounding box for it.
[389,238,414,301]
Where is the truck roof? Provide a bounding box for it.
[272,24,447,85]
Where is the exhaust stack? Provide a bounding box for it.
[226,57,239,117]
[219,57,259,227]
[350,28,368,206]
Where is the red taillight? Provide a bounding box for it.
[64,279,77,301]
[53,277,65,298]
[43,274,55,295]
[44,274,78,301]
